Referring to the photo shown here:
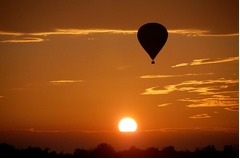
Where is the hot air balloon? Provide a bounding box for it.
[137,23,168,64]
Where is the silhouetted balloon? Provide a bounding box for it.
[137,23,168,64]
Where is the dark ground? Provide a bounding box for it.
[0,142,238,158]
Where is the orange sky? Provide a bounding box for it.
[0,0,238,152]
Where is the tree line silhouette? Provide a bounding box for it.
[0,142,238,157]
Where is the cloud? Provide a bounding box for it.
[171,63,189,68]
[0,29,136,43]
[1,28,238,37]
[0,28,238,44]
[142,86,173,95]
[1,37,45,43]
[0,28,238,43]
[172,57,239,68]
[140,73,213,79]
[189,114,211,119]
[0,128,113,133]
[168,29,238,37]
[142,78,238,95]
[179,95,239,108]
[141,127,238,133]
[0,31,24,36]
[50,80,84,85]
[224,107,239,111]
[142,78,238,111]
[1,127,237,134]
[0,29,137,37]
[158,103,171,107]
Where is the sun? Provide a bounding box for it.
[118,117,138,132]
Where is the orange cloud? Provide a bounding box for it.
[0,29,136,43]
[224,107,239,111]
[0,28,238,38]
[50,80,84,85]
[142,78,238,95]
[179,95,238,108]
[0,28,238,43]
[0,29,137,37]
[140,73,213,79]
[189,114,211,119]
[168,29,238,37]
[1,37,45,43]
[172,57,239,68]
[142,78,238,111]
[158,103,171,107]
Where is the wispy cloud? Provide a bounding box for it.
[179,94,238,108]
[168,29,239,37]
[1,29,238,37]
[0,28,238,43]
[1,37,45,43]
[0,29,136,43]
[158,103,171,107]
[189,114,211,119]
[142,78,238,111]
[142,86,173,95]
[140,73,213,79]
[0,127,237,134]
[0,31,24,36]
[172,57,239,68]
[142,78,238,95]
[0,29,137,37]
[50,80,84,85]
[224,107,239,111]
[0,128,113,133]
[140,127,238,133]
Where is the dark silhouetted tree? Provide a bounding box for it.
[0,142,238,157]
[160,145,177,157]
[144,147,159,157]
[0,143,18,157]
[73,148,88,157]
[91,143,116,157]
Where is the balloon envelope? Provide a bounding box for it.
[137,23,168,64]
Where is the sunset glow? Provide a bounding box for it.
[118,117,138,132]
[0,0,238,155]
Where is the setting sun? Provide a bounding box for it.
[118,117,138,132]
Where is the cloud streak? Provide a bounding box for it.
[1,37,44,43]
[172,57,239,68]
[140,73,213,79]
[189,114,211,119]
[179,95,239,108]
[50,80,84,85]
[1,29,238,37]
[0,29,137,37]
[142,78,238,111]
[158,103,172,107]
[224,107,239,111]
[0,28,238,43]
[168,29,239,37]
[142,78,238,95]
[0,128,113,133]
[140,127,238,133]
